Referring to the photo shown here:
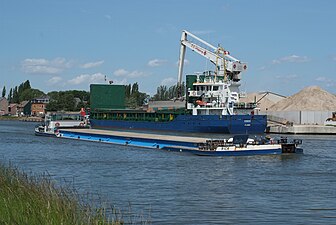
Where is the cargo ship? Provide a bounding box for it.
[89,30,267,134]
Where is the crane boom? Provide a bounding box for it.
[177,30,247,95]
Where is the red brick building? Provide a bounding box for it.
[31,96,49,116]
[0,97,8,116]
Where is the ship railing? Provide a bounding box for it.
[233,102,256,109]
[189,103,227,110]
[189,90,226,97]
[198,139,233,151]
[239,92,247,98]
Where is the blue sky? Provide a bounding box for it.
[1,0,335,96]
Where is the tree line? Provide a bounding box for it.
[152,82,185,101]
[46,90,90,112]
[2,80,185,111]
[125,82,149,108]
[3,80,44,104]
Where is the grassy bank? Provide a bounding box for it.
[0,163,125,225]
[0,116,43,122]
[0,116,20,121]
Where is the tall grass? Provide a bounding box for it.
[0,163,147,224]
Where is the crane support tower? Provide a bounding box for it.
[177,30,247,97]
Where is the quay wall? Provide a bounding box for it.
[262,110,333,125]
[268,124,336,134]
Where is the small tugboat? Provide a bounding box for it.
[35,112,89,137]
[163,135,303,156]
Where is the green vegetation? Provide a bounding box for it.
[125,83,149,108]
[3,79,186,114]
[47,90,90,112]
[152,83,185,101]
[7,80,44,104]
[0,163,127,225]
[0,116,20,120]
[2,86,6,98]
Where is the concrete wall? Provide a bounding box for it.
[262,110,334,125]
[300,111,331,125]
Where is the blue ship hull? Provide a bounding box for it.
[58,130,302,157]
[90,114,267,134]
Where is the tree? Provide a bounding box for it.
[46,90,89,112]
[152,82,186,101]
[23,80,31,90]
[19,88,44,102]
[8,88,12,103]
[2,86,5,98]
[124,82,148,108]
[47,91,59,101]
[153,85,168,101]
[12,86,19,103]
[125,84,131,98]
[46,99,59,112]
[62,92,76,111]
[137,92,149,106]
[131,83,139,96]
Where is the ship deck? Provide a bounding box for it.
[57,128,303,156]
[61,128,208,144]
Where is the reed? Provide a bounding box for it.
[0,163,132,225]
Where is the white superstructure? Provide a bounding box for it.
[177,30,254,116]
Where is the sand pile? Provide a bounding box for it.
[268,86,336,111]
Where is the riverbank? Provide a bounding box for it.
[0,116,20,120]
[0,116,43,122]
[267,124,336,134]
[0,163,122,224]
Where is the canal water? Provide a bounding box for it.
[1,120,336,224]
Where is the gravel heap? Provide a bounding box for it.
[268,86,336,111]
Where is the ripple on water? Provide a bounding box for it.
[1,121,336,224]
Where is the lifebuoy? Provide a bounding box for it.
[79,122,84,126]
[55,122,60,127]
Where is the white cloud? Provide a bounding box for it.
[128,71,146,78]
[47,76,63,85]
[272,55,310,64]
[257,66,267,71]
[315,76,335,87]
[113,68,148,78]
[148,59,167,67]
[68,73,106,85]
[104,14,112,20]
[113,78,128,85]
[21,57,71,74]
[80,60,104,69]
[161,77,177,86]
[113,69,128,77]
[176,59,190,66]
[315,76,329,82]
